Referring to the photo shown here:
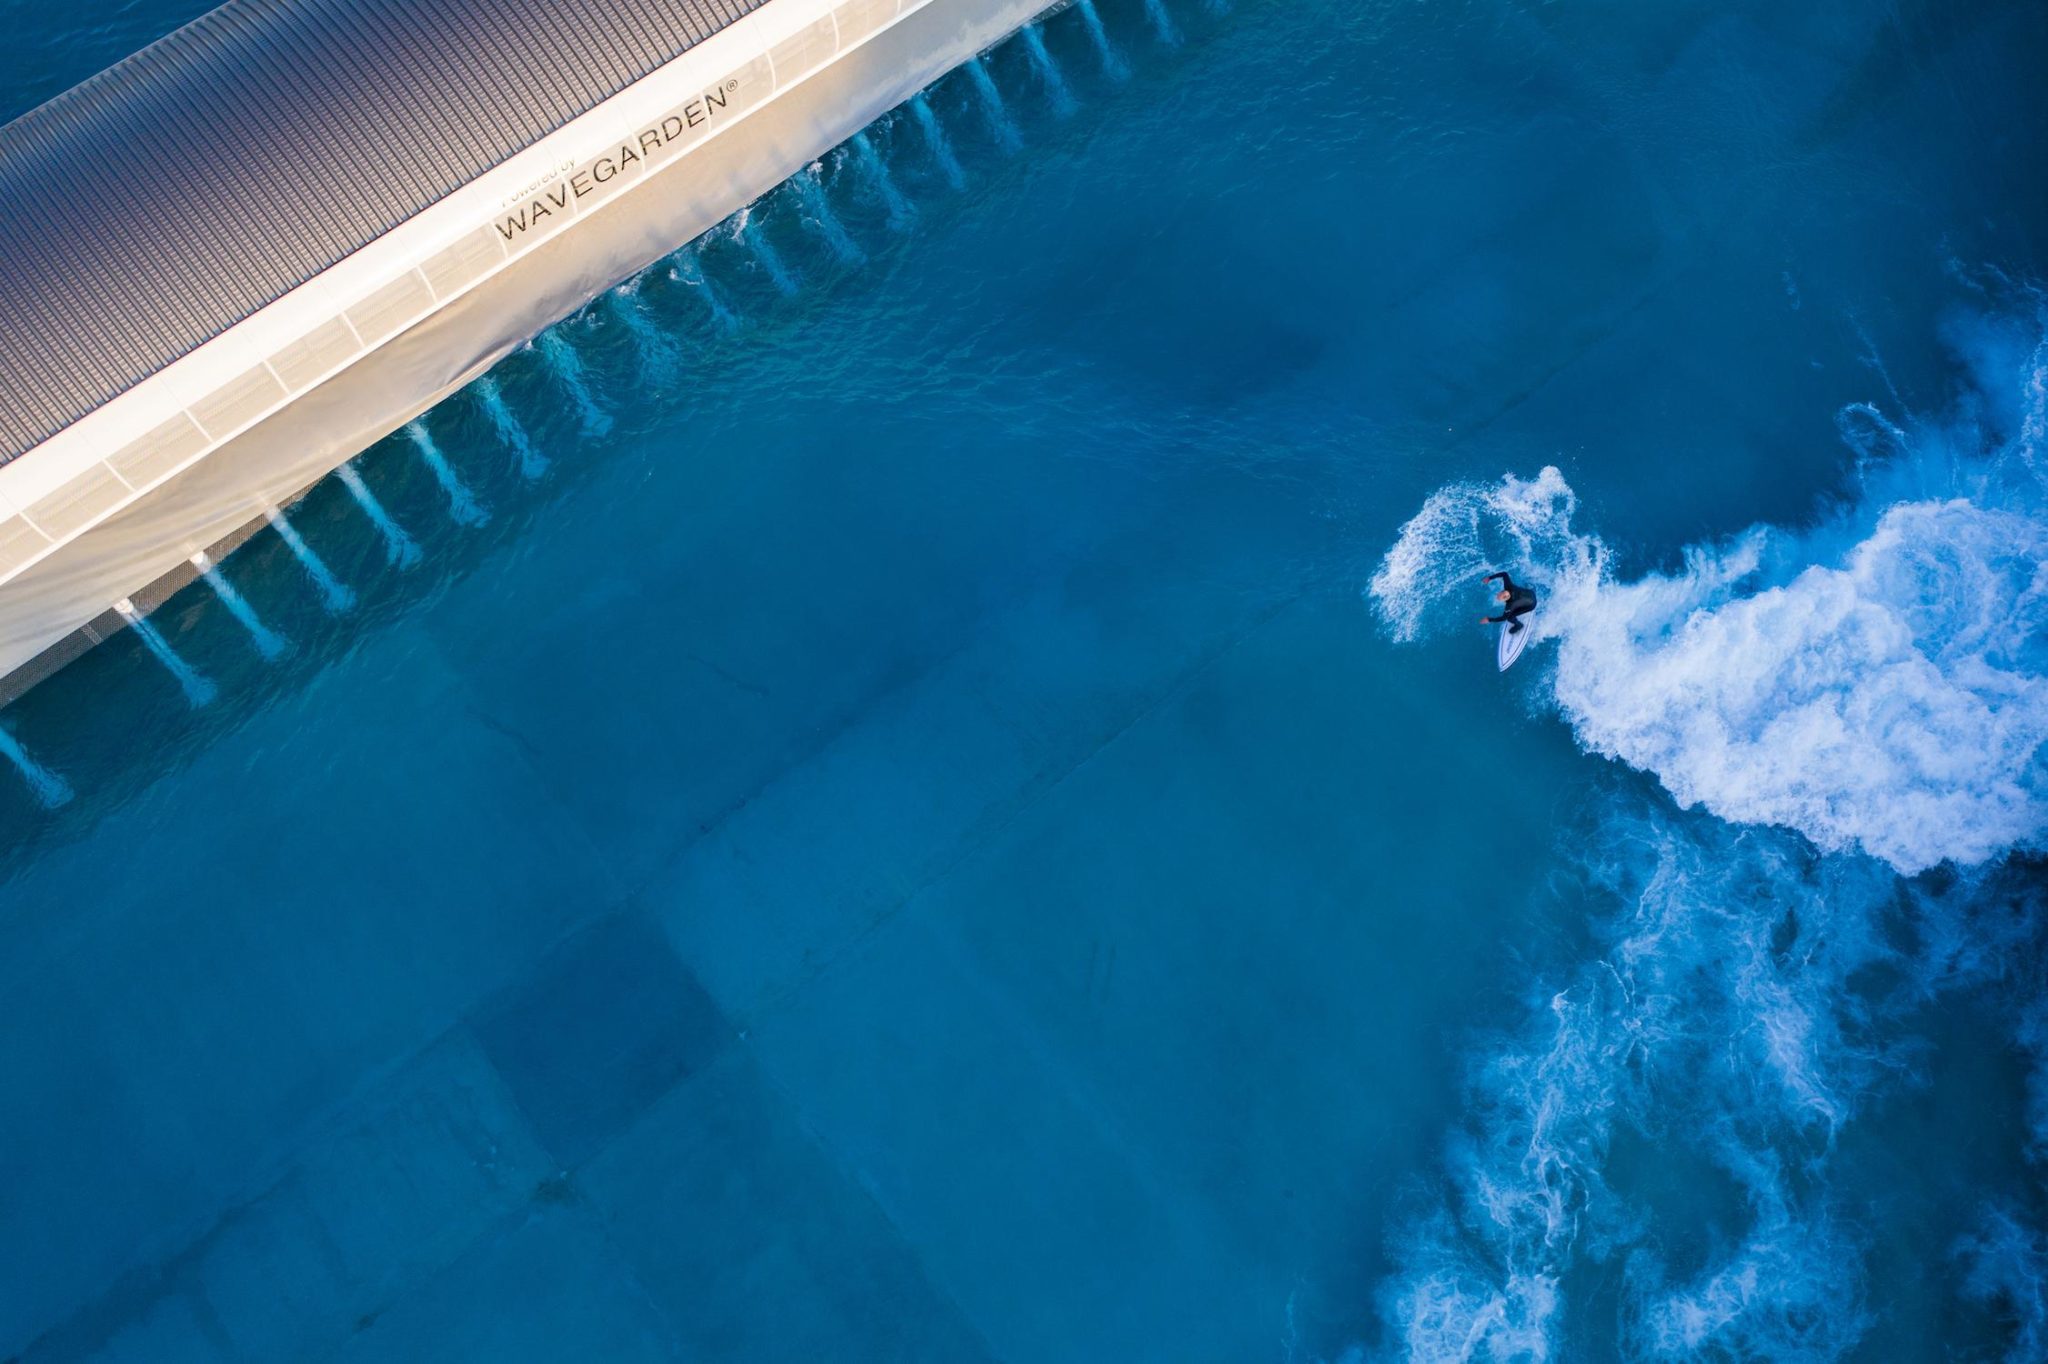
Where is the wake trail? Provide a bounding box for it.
[1362,295,2048,1362]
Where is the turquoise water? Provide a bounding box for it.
[2,0,2047,1359]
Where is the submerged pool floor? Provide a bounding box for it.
[3,0,2047,1359]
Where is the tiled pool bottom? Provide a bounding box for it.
[14,527,1584,1361]
[6,0,2048,1356]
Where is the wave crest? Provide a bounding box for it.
[1367,310,2048,873]
[1375,802,2001,1361]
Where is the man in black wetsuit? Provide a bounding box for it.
[1481,570,1537,634]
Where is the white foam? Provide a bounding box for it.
[1630,1206,1867,1360]
[1956,1205,2048,1363]
[1367,306,2048,1361]
[1374,808,1902,1360]
[1386,1247,1560,1364]
[1368,316,2048,873]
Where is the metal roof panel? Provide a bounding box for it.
[0,0,772,462]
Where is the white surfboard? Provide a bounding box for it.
[1497,616,1533,672]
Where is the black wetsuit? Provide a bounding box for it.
[1484,572,1538,634]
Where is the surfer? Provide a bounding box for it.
[1480,571,1537,634]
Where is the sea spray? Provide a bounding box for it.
[1369,300,2048,1360]
[1367,310,2048,875]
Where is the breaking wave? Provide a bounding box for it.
[1375,794,2048,1362]
[1367,304,2048,875]
[1381,812,1895,1360]
[1366,299,2048,1361]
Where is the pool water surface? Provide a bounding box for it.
[2,0,2047,1359]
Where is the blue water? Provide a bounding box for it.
[3,0,2047,1360]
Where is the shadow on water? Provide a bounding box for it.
[0,0,1248,870]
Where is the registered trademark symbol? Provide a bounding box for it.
[725,79,739,92]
